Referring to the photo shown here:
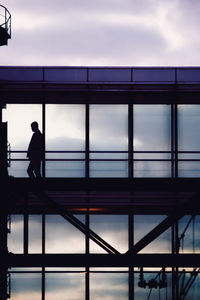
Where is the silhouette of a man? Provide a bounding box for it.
[27,121,44,179]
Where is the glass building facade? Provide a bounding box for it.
[1,67,200,300]
[3,104,200,178]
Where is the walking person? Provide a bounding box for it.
[27,121,44,179]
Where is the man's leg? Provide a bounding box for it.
[27,161,35,179]
[34,159,42,179]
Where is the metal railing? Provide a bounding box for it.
[0,4,11,37]
[7,150,200,178]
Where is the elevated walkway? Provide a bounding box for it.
[6,177,200,214]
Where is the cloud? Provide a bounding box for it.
[2,0,200,66]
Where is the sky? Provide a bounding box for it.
[1,0,200,66]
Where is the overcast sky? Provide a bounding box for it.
[1,0,200,66]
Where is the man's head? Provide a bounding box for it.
[31,121,39,132]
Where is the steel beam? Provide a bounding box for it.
[8,254,200,268]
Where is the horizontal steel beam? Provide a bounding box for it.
[7,253,200,268]
[8,177,200,192]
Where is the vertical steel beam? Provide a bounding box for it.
[23,195,28,254]
[171,104,174,178]
[174,104,178,179]
[42,67,46,178]
[0,119,9,299]
[86,213,90,300]
[129,213,134,300]
[85,104,89,179]
[0,213,8,300]
[42,214,45,300]
[128,104,133,178]
[0,167,8,299]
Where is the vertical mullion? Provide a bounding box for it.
[174,104,178,178]
[42,102,46,179]
[86,213,89,300]
[129,213,134,300]
[86,104,89,179]
[42,68,46,179]
[42,214,45,300]
[171,105,174,178]
[23,195,28,254]
[128,104,133,178]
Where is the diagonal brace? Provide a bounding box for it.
[126,191,200,255]
[33,187,120,255]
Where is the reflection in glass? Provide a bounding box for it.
[178,105,200,151]
[179,272,200,300]
[3,104,42,150]
[134,105,171,151]
[45,273,84,300]
[179,215,200,253]
[90,273,128,300]
[29,215,42,253]
[8,215,23,253]
[134,215,171,253]
[178,105,200,177]
[134,105,171,178]
[90,105,128,177]
[46,104,85,150]
[3,104,42,177]
[90,161,128,177]
[90,215,128,253]
[10,273,41,300]
[45,215,85,253]
[134,161,171,177]
[46,104,85,177]
[46,161,85,178]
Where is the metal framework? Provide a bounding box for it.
[0,4,11,46]
[1,67,200,299]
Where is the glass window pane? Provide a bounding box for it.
[45,273,84,300]
[46,161,85,178]
[90,215,128,253]
[46,104,85,150]
[10,273,41,300]
[46,105,85,177]
[8,215,23,253]
[134,105,171,151]
[178,105,200,177]
[134,161,171,177]
[29,215,42,253]
[3,104,42,150]
[178,105,200,151]
[90,273,128,300]
[90,161,128,178]
[181,272,200,300]
[90,105,128,177]
[90,105,128,151]
[45,215,85,253]
[134,215,171,253]
[3,104,42,177]
[179,215,200,253]
[179,161,200,178]
[134,105,171,178]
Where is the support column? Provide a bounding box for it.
[0,119,9,299]
[0,212,8,300]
